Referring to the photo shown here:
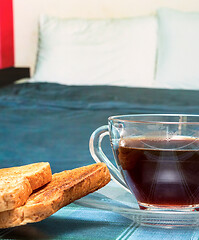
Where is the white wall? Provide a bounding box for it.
[13,0,199,75]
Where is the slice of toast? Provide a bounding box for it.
[0,162,52,212]
[0,163,110,229]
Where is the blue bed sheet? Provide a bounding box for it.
[0,82,199,172]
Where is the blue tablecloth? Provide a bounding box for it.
[2,200,199,239]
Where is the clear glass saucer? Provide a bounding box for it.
[75,181,199,228]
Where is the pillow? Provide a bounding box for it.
[33,15,157,87]
[155,8,199,90]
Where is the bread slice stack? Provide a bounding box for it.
[0,162,52,213]
[0,162,110,228]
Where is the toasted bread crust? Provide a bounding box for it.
[0,163,110,228]
[0,162,52,212]
[23,162,52,190]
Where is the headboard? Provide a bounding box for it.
[13,0,199,75]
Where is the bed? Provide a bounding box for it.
[2,2,197,172]
[1,82,199,173]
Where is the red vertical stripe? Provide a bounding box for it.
[0,0,14,69]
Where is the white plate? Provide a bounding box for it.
[75,181,199,228]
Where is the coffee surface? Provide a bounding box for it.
[115,137,199,207]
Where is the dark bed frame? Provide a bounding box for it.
[0,67,30,87]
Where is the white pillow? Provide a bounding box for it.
[33,15,157,87]
[155,8,199,90]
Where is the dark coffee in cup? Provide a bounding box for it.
[115,136,199,208]
[90,114,199,211]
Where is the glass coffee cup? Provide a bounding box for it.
[89,114,199,211]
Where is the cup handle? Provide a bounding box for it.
[89,125,130,193]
